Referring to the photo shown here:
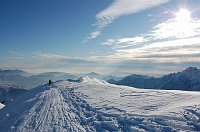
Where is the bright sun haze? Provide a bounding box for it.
[176,9,191,23]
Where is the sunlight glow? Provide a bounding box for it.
[152,8,200,39]
[176,9,191,23]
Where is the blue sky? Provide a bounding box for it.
[0,0,200,76]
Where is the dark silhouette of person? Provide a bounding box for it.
[49,80,52,86]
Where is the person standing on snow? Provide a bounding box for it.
[49,80,52,86]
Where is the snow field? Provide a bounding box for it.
[0,78,200,131]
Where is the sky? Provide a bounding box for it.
[0,0,200,76]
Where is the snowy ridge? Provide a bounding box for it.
[77,76,109,85]
[0,80,200,131]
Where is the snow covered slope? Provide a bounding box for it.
[0,103,4,109]
[0,84,27,105]
[0,78,200,131]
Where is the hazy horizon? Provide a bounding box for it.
[1,66,199,78]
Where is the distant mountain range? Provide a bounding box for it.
[1,67,200,91]
[0,70,121,89]
[0,70,79,89]
[75,72,123,81]
[0,69,29,76]
[108,67,200,91]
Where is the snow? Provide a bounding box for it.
[0,84,27,105]
[77,76,109,84]
[0,103,4,109]
[0,79,200,131]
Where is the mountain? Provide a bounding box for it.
[76,72,124,81]
[30,72,78,81]
[87,72,101,77]
[0,84,28,105]
[107,74,161,89]
[108,67,200,91]
[74,76,108,84]
[103,75,124,81]
[0,69,29,76]
[160,67,200,90]
[0,69,41,89]
[0,78,200,131]
[76,72,105,79]
[0,75,44,89]
[0,71,78,89]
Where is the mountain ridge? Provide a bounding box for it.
[108,67,200,91]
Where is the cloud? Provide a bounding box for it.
[89,31,101,39]
[1,52,103,74]
[102,36,148,49]
[115,37,200,63]
[86,0,170,41]
[8,51,25,59]
[92,37,200,64]
[33,53,68,60]
[83,31,101,43]
[90,51,101,54]
[96,0,170,28]
[102,15,200,50]
[32,53,94,64]
[151,18,200,39]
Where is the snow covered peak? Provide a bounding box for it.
[77,76,108,84]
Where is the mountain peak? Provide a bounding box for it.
[76,76,108,84]
[183,67,199,73]
[87,72,100,76]
[0,69,28,76]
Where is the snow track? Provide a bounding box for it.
[0,80,200,131]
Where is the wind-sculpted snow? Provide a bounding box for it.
[0,79,200,131]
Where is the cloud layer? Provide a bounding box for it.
[99,11,200,65]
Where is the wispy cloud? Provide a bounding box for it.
[102,14,200,51]
[85,0,170,41]
[32,53,94,64]
[102,36,148,49]
[90,36,200,65]
[2,52,99,73]
[33,53,68,60]
[112,37,200,63]
[8,51,26,59]
[83,31,101,43]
